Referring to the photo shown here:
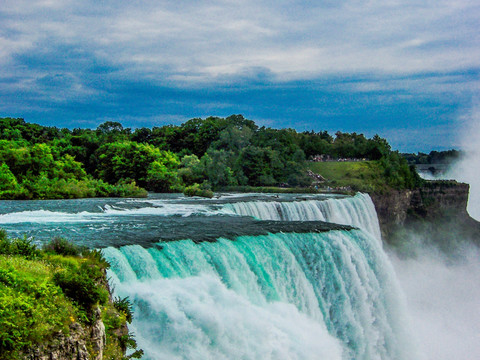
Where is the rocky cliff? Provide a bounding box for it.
[370,181,480,248]
[21,311,108,360]
[20,289,130,360]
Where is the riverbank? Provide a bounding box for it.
[0,234,142,359]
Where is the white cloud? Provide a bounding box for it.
[1,0,479,83]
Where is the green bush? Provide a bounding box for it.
[42,237,87,256]
[0,256,74,358]
[0,231,40,260]
[83,249,111,269]
[119,333,144,359]
[109,180,148,198]
[53,262,109,312]
[0,230,138,358]
[183,183,214,198]
[113,296,133,323]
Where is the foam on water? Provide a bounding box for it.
[103,230,417,360]
[0,204,220,224]
[224,193,381,240]
[0,210,106,224]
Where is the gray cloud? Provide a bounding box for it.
[1,0,478,152]
[2,0,479,82]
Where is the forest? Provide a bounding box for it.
[402,149,462,165]
[0,115,422,199]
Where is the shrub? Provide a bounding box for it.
[113,296,133,323]
[42,237,87,256]
[0,256,74,358]
[183,183,214,198]
[119,333,144,359]
[0,231,40,260]
[83,249,110,269]
[53,262,109,312]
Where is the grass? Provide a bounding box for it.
[307,161,390,193]
[0,231,141,359]
[219,185,320,194]
[0,255,77,355]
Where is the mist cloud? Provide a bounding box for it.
[444,108,480,219]
[391,244,480,360]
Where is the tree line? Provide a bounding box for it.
[0,115,422,199]
[402,150,462,165]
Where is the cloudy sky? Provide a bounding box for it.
[1,0,479,151]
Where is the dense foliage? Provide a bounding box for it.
[0,116,422,198]
[402,149,462,165]
[0,230,142,359]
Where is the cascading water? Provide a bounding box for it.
[224,193,382,240]
[103,228,417,360]
[0,192,418,358]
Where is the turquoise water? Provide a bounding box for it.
[0,192,374,247]
[0,192,418,359]
[103,230,416,360]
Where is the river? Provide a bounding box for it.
[0,192,478,359]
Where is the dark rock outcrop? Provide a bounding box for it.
[370,181,480,248]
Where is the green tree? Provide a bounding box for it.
[0,163,19,194]
[178,155,205,186]
[203,150,237,188]
[96,141,179,191]
[236,146,283,186]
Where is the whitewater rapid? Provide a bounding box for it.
[0,193,382,246]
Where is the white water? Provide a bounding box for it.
[391,245,480,360]
[0,204,219,224]
[224,193,382,240]
[104,229,418,360]
[0,193,381,245]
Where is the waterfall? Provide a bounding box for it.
[103,229,417,360]
[224,193,382,240]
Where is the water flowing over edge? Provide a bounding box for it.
[224,193,382,241]
[103,229,417,360]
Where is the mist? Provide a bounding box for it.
[391,112,480,359]
[390,244,480,360]
[415,111,479,220]
[446,112,480,220]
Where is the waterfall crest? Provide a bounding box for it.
[103,229,416,360]
[224,193,381,240]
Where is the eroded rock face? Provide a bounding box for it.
[91,308,107,360]
[370,182,480,245]
[370,189,415,233]
[23,308,107,360]
[23,322,89,360]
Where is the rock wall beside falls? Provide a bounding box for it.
[19,284,129,360]
[369,181,480,247]
[21,311,113,360]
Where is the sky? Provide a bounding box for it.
[1,0,479,152]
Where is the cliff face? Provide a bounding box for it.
[21,299,128,360]
[370,181,480,246]
[22,319,102,360]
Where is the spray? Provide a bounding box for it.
[447,112,480,220]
